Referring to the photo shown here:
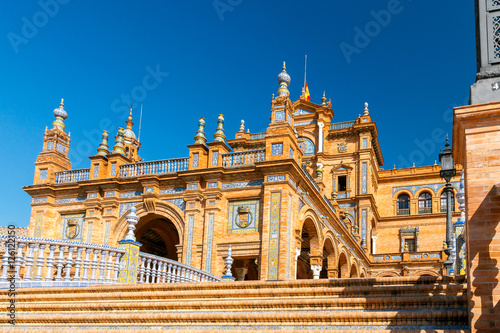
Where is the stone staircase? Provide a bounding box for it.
[1,276,469,332]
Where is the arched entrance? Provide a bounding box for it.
[338,252,349,278]
[296,216,322,279]
[135,214,180,261]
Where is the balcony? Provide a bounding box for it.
[397,209,410,216]
[418,208,432,214]
[55,169,90,184]
[222,149,265,167]
[120,158,189,177]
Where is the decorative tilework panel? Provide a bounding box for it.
[145,187,154,193]
[266,175,286,182]
[362,210,367,241]
[289,147,294,159]
[212,151,219,166]
[392,182,461,195]
[185,215,194,265]
[86,222,93,243]
[187,183,198,190]
[60,213,85,241]
[103,221,111,246]
[267,192,281,280]
[429,253,441,258]
[110,163,117,176]
[165,198,186,211]
[391,255,402,260]
[294,108,314,116]
[410,254,423,259]
[105,191,115,197]
[205,213,215,273]
[362,138,368,149]
[56,142,65,154]
[227,199,260,234]
[207,182,218,188]
[39,169,48,181]
[88,193,98,199]
[299,137,315,155]
[93,164,99,178]
[286,194,292,280]
[34,197,47,204]
[34,213,43,238]
[339,203,357,208]
[46,141,54,150]
[222,180,263,189]
[160,187,186,194]
[295,120,317,126]
[298,199,305,212]
[119,202,140,217]
[274,110,285,121]
[55,197,86,204]
[192,153,199,168]
[288,177,296,188]
[362,162,367,194]
[119,191,143,198]
[271,143,283,156]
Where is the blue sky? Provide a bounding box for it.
[0,1,475,227]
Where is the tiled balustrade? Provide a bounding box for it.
[55,169,90,183]
[222,149,265,167]
[120,158,189,177]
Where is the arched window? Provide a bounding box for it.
[440,192,455,212]
[418,192,432,214]
[299,137,315,155]
[397,194,410,215]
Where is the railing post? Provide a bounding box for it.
[44,245,56,281]
[23,243,36,281]
[64,246,75,282]
[0,240,13,282]
[90,249,100,282]
[113,252,122,283]
[118,207,142,284]
[73,247,84,281]
[34,244,46,282]
[82,248,92,282]
[54,245,65,282]
[98,250,108,283]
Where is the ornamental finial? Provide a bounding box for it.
[321,91,327,105]
[363,102,369,116]
[124,207,139,241]
[239,120,245,132]
[97,130,110,156]
[127,103,133,126]
[224,245,234,278]
[113,127,126,155]
[213,114,226,142]
[52,98,68,130]
[194,117,207,144]
[277,61,291,97]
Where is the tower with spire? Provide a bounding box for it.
[33,99,72,184]
[122,104,141,162]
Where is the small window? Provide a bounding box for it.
[440,192,455,212]
[418,192,432,214]
[338,176,347,192]
[404,238,415,252]
[397,194,410,215]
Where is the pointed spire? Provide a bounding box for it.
[97,130,110,156]
[52,98,68,131]
[363,102,369,116]
[213,114,226,142]
[445,134,450,148]
[126,103,134,130]
[321,91,327,105]
[113,127,126,155]
[239,120,245,132]
[277,61,291,97]
[194,117,207,144]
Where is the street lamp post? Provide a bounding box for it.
[439,136,456,275]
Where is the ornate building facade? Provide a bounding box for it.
[24,63,461,280]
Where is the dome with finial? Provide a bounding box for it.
[53,99,68,120]
[277,62,291,87]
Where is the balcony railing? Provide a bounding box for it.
[418,208,432,214]
[120,158,189,177]
[301,166,320,193]
[0,236,221,289]
[250,133,266,140]
[397,209,410,216]
[222,149,265,167]
[55,169,90,183]
[330,121,356,130]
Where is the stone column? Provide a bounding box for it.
[234,267,248,281]
[294,247,301,279]
[317,122,324,153]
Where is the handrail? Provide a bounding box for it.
[330,120,356,130]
